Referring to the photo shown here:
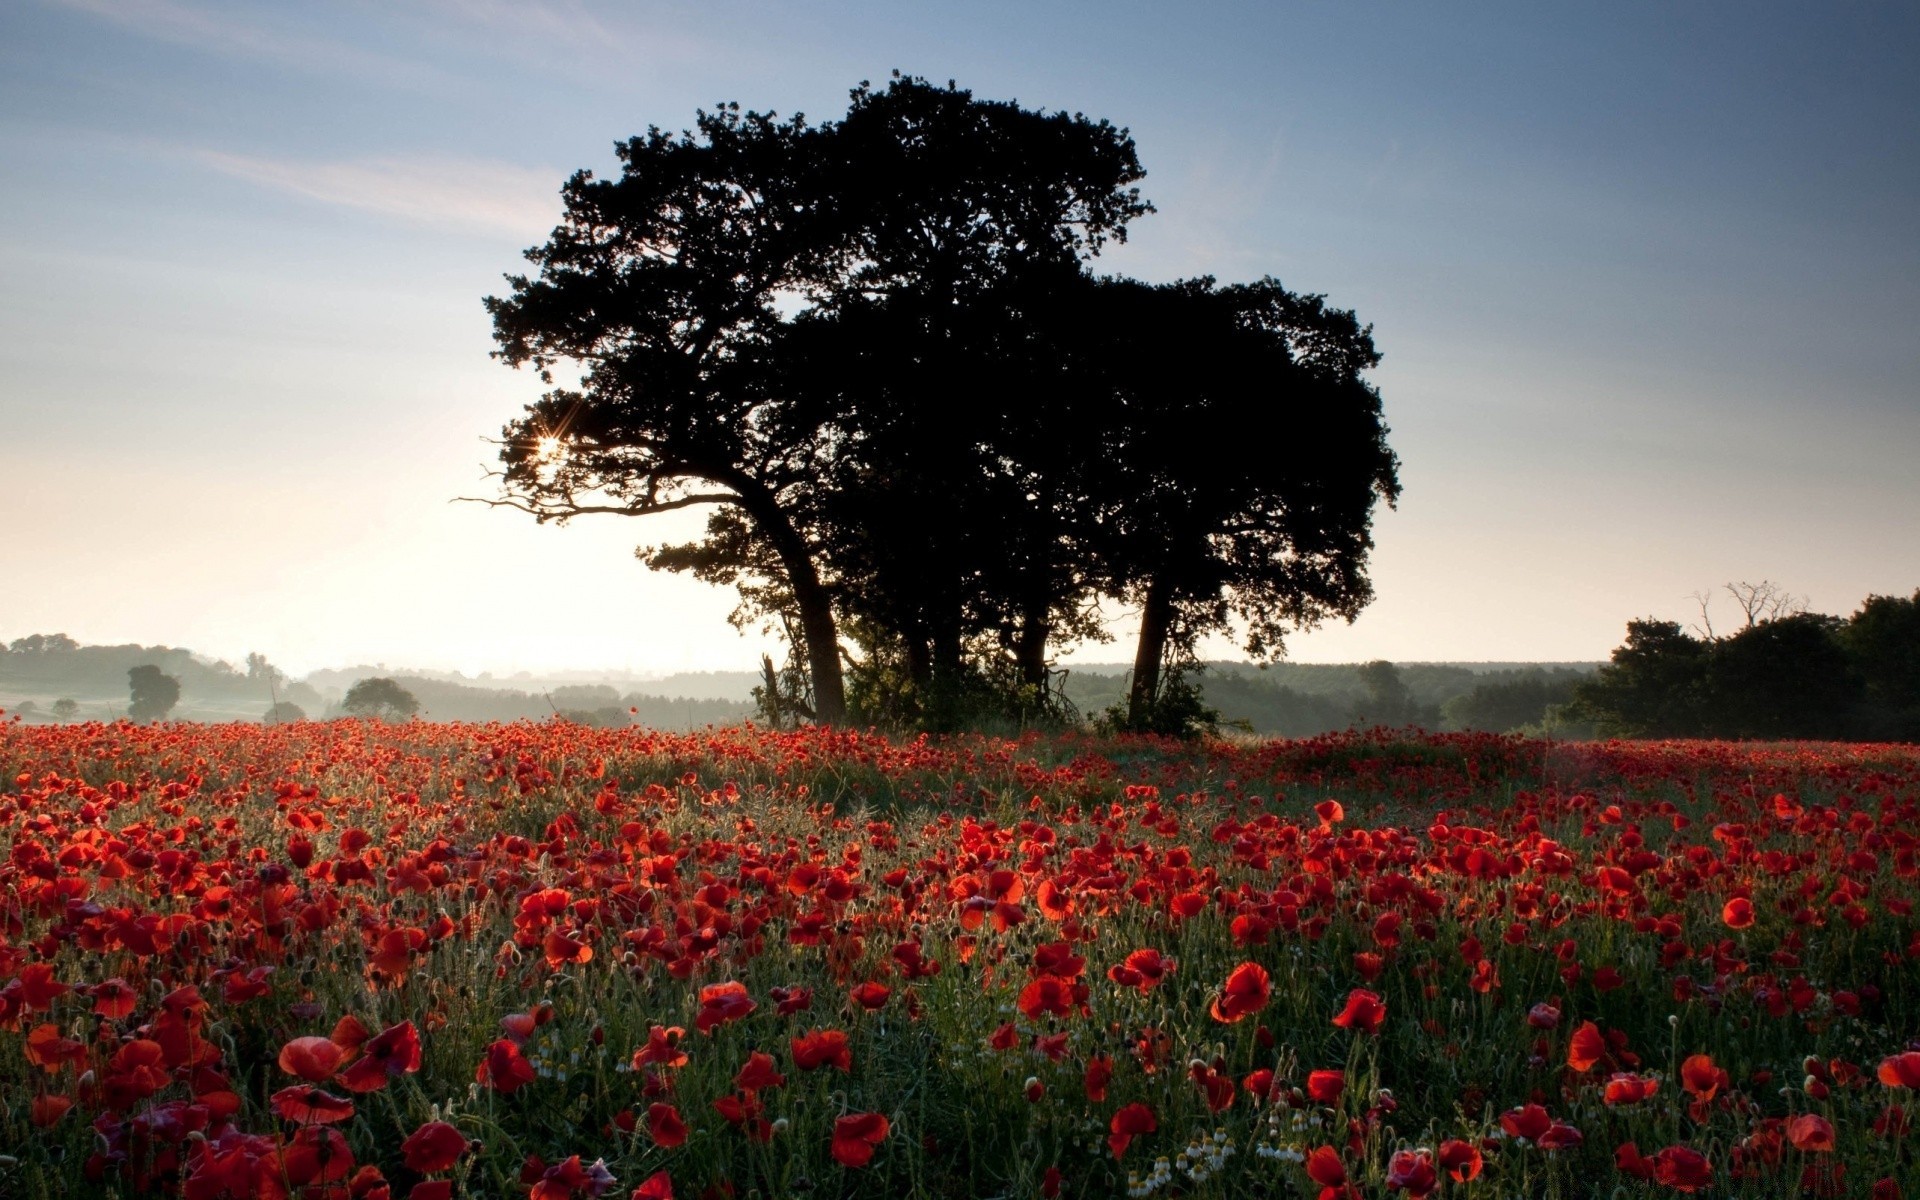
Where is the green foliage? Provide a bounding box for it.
[263,701,307,725]
[1441,668,1590,734]
[845,624,1075,734]
[1099,664,1222,739]
[126,664,180,722]
[340,676,421,721]
[1573,591,1920,741]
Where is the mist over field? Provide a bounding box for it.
[0,632,1603,736]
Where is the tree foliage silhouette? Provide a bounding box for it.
[484,77,1149,726]
[127,665,180,722]
[482,76,1397,732]
[1573,588,1920,742]
[341,677,420,721]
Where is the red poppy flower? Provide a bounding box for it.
[1209,962,1270,1024]
[340,1020,421,1092]
[1307,1069,1345,1104]
[279,1125,354,1187]
[1880,1052,1920,1089]
[1721,897,1755,929]
[1386,1149,1436,1196]
[90,978,138,1019]
[647,1103,688,1148]
[832,1111,890,1168]
[23,1024,85,1074]
[1305,1145,1347,1188]
[17,963,70,1011]
[1108,1103,1156,1159]
[402,1120,473,1173]
[1331,988,1386,1035]
[1437,1139,1481,1182]
[1567,1021,1606,1072]
[1106,948,1175,993]
[279,1036,346,1082]
[850,981,891,1011]
[791,1029,852,1072]
[543,928,593,967]
[1084,1054,1113,1102]
[1652,1145,1713,1192]
[633,1025,689,1070]
[1603,1072,1660,1106]
[1018,976,1079,1020]
[770,985,813,1015]
[476,1038,536,1094]
[1681,1053,1726,1100]
[734,1050,785,1092]
[271,1084,356,1124]
[696,982,757,1034]
[1190,1062,1234,1112]
[1787,1114,1835,1152]
[30,1094,73,1127]
[632,1171,674,1200]
[1501,1103,1553,1142]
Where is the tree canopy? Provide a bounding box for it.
[483,75,1396,732]
[341,677,421,721]
[1572,587,1920,742]
[127,665,180,722]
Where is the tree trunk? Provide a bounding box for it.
[1015,604,1051,691]
[729,481,847,725]
[1128,577,1173,727]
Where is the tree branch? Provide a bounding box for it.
[453,493,738,519]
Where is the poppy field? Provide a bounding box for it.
[1,720,1916,1199]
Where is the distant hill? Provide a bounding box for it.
[2,632,1596,734]
[0,635,754,727]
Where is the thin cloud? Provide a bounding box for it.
[49,0,435,86]
[196,151,564,239]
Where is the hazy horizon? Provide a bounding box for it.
[5,1,1916,677]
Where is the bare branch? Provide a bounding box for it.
[452,493,738,520]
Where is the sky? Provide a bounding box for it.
[2,0,1916,677]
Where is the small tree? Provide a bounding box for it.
[341,677,420,721]
[128,665,181,722]
[52,698,78,721]
[264,701,308,725]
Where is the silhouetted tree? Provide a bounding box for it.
[1706,612,1858,739]
[341,677,419,721]
[1570,619,1711,737]
[127,665,181,722]
[1071,278,1398,729]
[264,701,307,725]
[1843,589,1920,740]
[52,698,78,721]
[483,76,1150,726]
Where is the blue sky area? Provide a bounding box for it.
[3,1,1916,674]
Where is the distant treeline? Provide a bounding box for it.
[1569,588,1920,742]
[0,635,324,719]
[1061,661,1596,738]
[384,678,752,729]
[0,636,752,729]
